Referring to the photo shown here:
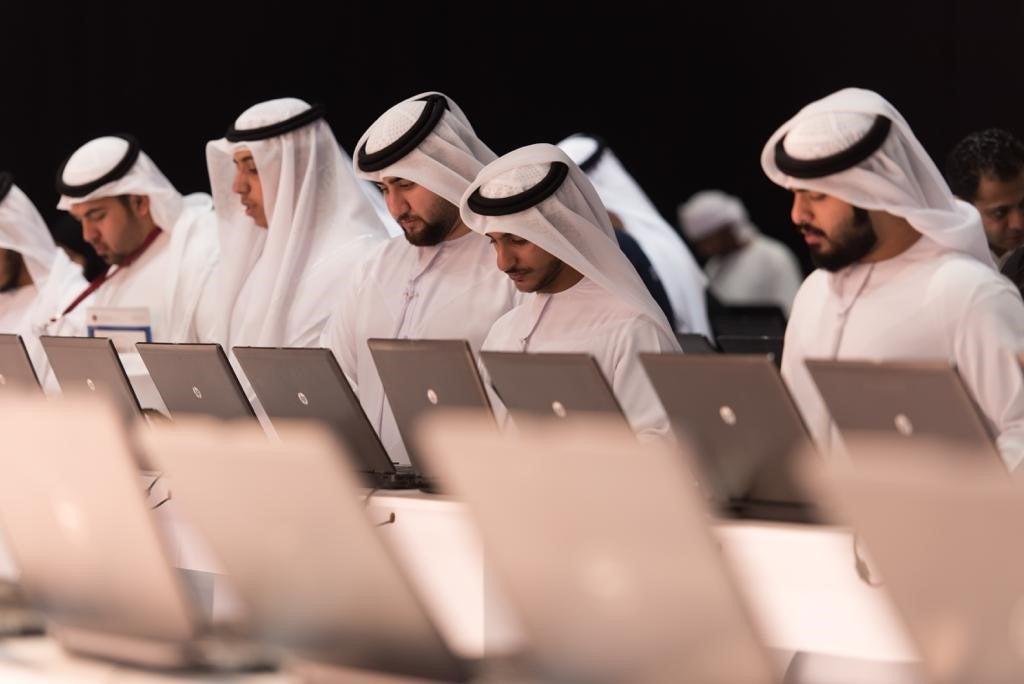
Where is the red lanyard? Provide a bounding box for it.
[61,227,164,317]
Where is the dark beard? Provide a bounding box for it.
[0,251,24,293]
[805,208,877,272]
[403,217,455,247]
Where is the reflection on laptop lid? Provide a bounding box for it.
[136,343,255,421]
[805,359,1001,464]
[40,335,142,419]
[640,353,820,524]
[0,334,41,393]
[232,346,417,489]
[367,339,493,485]
[802,436,1018,683]
[479,351,628,428]
[416,412,779,684]
[141,416,474,682]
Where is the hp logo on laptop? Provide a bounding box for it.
[192,386,203,400]
[297,392,309,406]
[894,413,914,436]
[551,400,567,418]
[86,378,96,391]
[426,388,439,405]
[719,405,737,426]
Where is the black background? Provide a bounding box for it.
[4,1,1023,273]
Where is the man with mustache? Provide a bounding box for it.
[946,129,1024,299]
[56,136,220,344]
[322,92,521,464]
[460,144,680,439]
[763,88,1024,470]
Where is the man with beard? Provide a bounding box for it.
[762,88,1024,470]
[460,144,680,439]
[322,92,521,464]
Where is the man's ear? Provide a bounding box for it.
[131,194,151,219]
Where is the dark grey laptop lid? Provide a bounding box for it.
[805,358,1000,460]
[367,339,492,479]
[136,343,255,421]
[41,336,142,418]
[0,334,41,393]
[232,347,395,475]
[640,353,817,521]
[479,351,628,428]
[675,333,719,354]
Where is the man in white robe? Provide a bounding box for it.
[762,88,1024,470]
[460,144,681,439]
[55,135,220,405]
[207,98,389,350]
[322,92,521,463]
[679,189,803,316]
[0,176,87,378]
[558,133,711,337]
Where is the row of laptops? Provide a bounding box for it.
[0,394,972,682]
[0,333,1006,522]
[5,393,1017,682]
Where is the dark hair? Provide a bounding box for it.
[945,129,1024,201]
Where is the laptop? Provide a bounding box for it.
[479,351,630,428]
[805,359,1002,463]
[40,335,143,420]
[136,342,255,421]
[0,334,41,394]
[709,304,787,338]
[676,333,719,354]
[717,335,784,368]
[140,416,475,682]
[415,412,780,684]
[0,395,270,669]
[367,339,494,487]
[231,346,418,489]
[639,353,820,523]
[801,437,1020,683]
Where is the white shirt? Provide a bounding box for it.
[481,277,677,439]
[705,234,804,316]
[0,284,37,333]
[782,236,1024,470]
[321,231,521,464]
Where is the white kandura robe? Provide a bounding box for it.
[321,230,522,464]
[481,277,677,439]
[0,284,37,332]
[705,234,804,316]
[782,236,1024,470]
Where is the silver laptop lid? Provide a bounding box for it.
[136,343,255,421]
[140,417,471,682]
[805,359,1000,462]
[367,339,492,479]
[0,395,196,646]
[802,437,1020,683]
[479,351,627,427]
[232,347,394,475]
[0,334,41,393]
[416,412,778,684]
[40,335,142,419]
[640,353,816,519]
